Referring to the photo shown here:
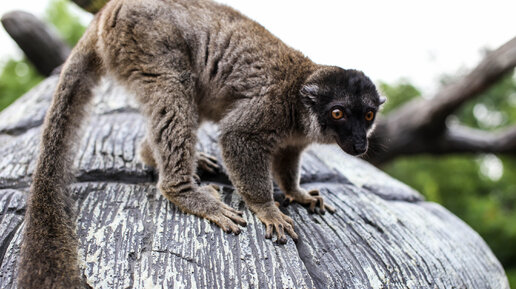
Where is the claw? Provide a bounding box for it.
[265,224,273,239]
[285,188,336,215]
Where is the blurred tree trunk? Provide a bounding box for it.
[71,0,110,13]
[1,11,70,76]
[367,36,516,165]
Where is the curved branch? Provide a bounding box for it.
[368,36,516,165]
[1,11,70,76]
[436,125,516,154]
[390,36,516,133]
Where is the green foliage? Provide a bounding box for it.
[378,80,420,114]
[0,59,43,111]
[0,0,86,111]
[455,72,516,131]
[507,268,516,289]
[45,0,87,46]
[381,71,516,284]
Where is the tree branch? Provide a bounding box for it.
[1,11,70,76]
[436,125,516,155]
[389,37,516,133]
[368,36,516,165]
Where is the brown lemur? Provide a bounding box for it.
[18,0,385,287]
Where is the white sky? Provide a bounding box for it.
[1,0,515,93]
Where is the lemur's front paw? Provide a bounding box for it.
[284,189,336,214]
[197,152,220,174]
[170,185,246,234]
[250,202,298,244]
[198,185,247,234]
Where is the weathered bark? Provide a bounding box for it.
[369,36,516,165]
[0,76,509,288]
[1,11,70,76]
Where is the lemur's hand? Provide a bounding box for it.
[249,202,298,244]
[284,189,336,215]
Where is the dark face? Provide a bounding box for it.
[301,66,384,156]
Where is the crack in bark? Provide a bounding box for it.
[0,221,22,266]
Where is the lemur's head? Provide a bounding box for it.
[301,66,385,156]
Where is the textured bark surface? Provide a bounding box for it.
[0,76,509,288]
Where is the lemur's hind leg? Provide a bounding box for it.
[136,73,245,234]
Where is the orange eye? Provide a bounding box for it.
[365,111,375,121]
[331,109,344,120]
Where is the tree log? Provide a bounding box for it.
[369,36,516,165]
[1,11,70,76]
[0,76,509,288]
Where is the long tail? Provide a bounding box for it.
[17,19,104,289]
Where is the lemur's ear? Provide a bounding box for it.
[300,84,320,107]
[379,95,387,105]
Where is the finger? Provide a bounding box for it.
[208,215,230,233]
[224,217,241,235]
[308,189,319,196]
[265,224,273,239]
[199,153,220,169]
[201,152,219,163]
[284,223,298,241]
[325,203,336,214]
[205,160,220,171]
[221,202,243,216]
[208,160,220,169]
[282,214,295,227]
[274,223,287,244]
[308,200,316,213]
[200,165,216,174]
[222,209,247,226]
[315,196,326,215]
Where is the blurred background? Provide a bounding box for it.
[0,0,515,286]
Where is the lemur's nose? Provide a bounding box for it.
[353,143,367,154]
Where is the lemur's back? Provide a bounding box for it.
[97,0,311,120]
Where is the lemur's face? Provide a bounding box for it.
[301,67,385,156]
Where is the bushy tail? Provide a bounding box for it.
[18,19,104,289]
